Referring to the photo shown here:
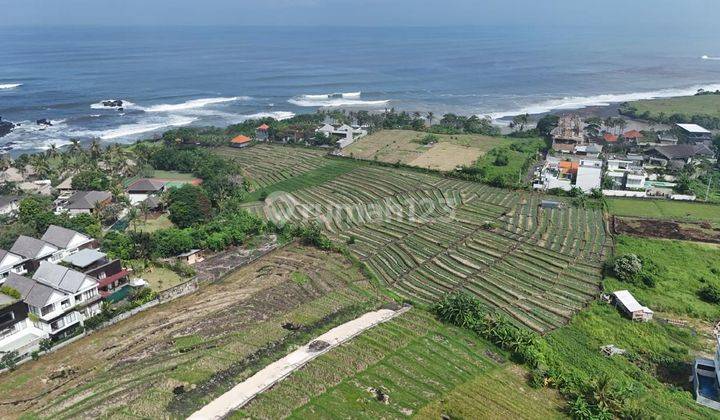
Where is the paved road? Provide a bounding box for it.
[188,306,410,420]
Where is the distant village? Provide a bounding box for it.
[533,115,717,200]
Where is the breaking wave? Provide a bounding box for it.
[90,100,138,110]
[701,55,720,61]
[487,83,720,120]
[241,111,295,121]
[143,96,249,113]
[289,92,389,107]
[0,83,22,90]
[78,115,197,140]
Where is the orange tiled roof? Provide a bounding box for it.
[623,130,642,139]
[231,135,251,144]
[257,123,270,130]
[603,133,618,143]
[558,161,579,174]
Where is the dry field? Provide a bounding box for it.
[342,129,511,171]
[0,245,381,419]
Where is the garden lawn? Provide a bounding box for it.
[141,266,186,292]
[607,198,720,225]
[133,214,174,233]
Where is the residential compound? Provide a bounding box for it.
[535,117,717,198]
[0,226,130,357]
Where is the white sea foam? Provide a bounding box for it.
[84,116,197,140]
[486,83,720,120]
[701,55,720,61]
[0,83,22,90]
[143,96,248,113]
[90,100,138,110]
[241,111,295,121]
[290,91,388,107]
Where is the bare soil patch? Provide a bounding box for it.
[613,216,720,244]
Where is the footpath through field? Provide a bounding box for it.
[188,306,410,420]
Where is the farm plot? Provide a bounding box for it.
[0,245,383,419]
[233,309,564,419]
[218,144,329,190]
[225,145,608,333]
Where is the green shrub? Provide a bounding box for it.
[0,285,21,299]
[698,283,720,303]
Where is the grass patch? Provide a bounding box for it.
[141,267,186,292]
[174,334,205,351]
[343,129,512,171]
[472,138,545,187]
[607,198,720,224]
[622,94,720,126]
[290,271,310,285]
[133,214,174,233]
[606,235,720,320]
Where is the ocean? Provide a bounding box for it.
[1,25,719,154]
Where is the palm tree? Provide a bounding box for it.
[46,143,58,159]
[89,140,102,159]
[615,118,627,136]
[603,117,615,133]
[426,112,435,126]
[127,207,139,233]
[69,139,83,156]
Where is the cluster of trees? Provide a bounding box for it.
[150,146,244,203]
[167,184,212,228]
[0,196,102,249]
[433,291,647,419]
[583,116,628,138]
[608,254,660,287]
[105,209,266,260]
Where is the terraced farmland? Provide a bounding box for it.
[219,144,329,190]
[234,309,564,419]
[0,245,383,419]
[221,145,611,333]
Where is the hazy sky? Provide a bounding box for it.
[1,0,719,27]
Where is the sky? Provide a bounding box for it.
[1,0,719,27]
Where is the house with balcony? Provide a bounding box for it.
[10,235,60,271]
[606,156,647,190]
[0,249,28,284]
[4,262,101,339]
[63,249,130,298]
[41,225,95,261]
[0,292,48,357]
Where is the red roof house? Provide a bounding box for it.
[623,130,643,141]
[230,135,252,148]
[603,133,619,143]
[257,124,270,131]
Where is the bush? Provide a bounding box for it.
[31,351,40,361]
[39,338,53,352]
[699,283,720,303]
[0,285,21,299]
[613,254,643,282]
[0,351,19,370]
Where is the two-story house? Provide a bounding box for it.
[10,235,59,271]
[0,292,48,357]
[0,249,28,284]
[41,225,95,261]
[4,262,101,339]
[63,249,130,298]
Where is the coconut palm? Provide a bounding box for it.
[89,140,102,159]
[426,112,435,126]
[69,139,83,156]
[615,118,628,136]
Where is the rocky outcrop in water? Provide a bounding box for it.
[102,99,124,108]
[0,117,14,138]
[36,118,53,126]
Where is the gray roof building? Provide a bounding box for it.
[127,178,165,193]
[41,225,91,249]
[10,236,58,260]
[33,261,96,294]
[651,144,715,161]
[65,191,112,210]
[63,249,106,269]
[4,272,56,308]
